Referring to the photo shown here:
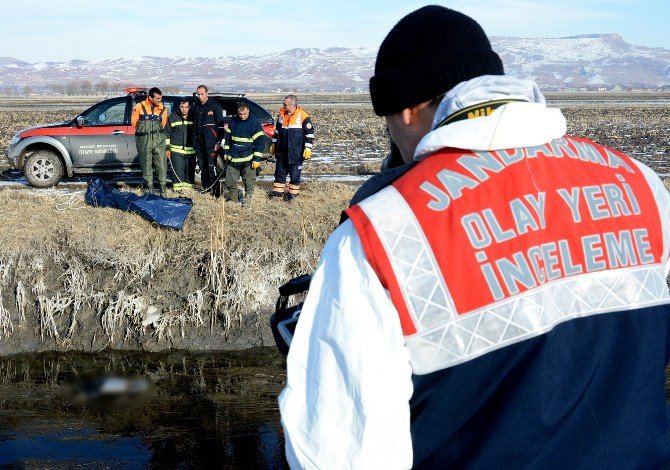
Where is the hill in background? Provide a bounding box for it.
[1,34,669,94]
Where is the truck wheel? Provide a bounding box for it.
[23,150,64,187]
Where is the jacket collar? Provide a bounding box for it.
[280,106,303,118]
[414,76,566,160]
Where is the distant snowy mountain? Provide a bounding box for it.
[1,35,669,93]
[492,34,670,90]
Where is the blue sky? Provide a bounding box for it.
[3,0,669,62]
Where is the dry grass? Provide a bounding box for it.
[0,182,355,350]
[561,106,670,156]
[0,291,12,339]
[310,107,386,146]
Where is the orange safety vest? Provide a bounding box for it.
[131,98,168,128]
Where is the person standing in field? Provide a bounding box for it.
[193,85,225,196]
[165,98,196,192]
[131,87,169,196]
[270,94,314,201]
[279,5,670,469]
[221,102,265,203]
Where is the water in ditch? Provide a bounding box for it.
[0,348,288,468]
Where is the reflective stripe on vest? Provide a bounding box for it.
[229,154,254,163]
[346,136,670,374]
[171,120,193,127]
[169,145,196,155]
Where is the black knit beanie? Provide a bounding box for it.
[369,5,504,116]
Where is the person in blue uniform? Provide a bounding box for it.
[221,102,265,203]
[270,95,314,201]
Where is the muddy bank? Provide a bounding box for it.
[0,182,355,355]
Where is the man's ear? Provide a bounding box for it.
[401,100,433,126]
[401,108,413,125]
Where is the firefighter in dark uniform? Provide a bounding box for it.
[270,94,315,201]
[165,98,196,192]
[221,102,265,203]
[193,85,225,196]
[131,87,169,196]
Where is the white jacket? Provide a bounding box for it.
[279,76,572,469]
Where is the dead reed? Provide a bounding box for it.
[0,181,355,351]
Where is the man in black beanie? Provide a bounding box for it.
[280,5,670,469]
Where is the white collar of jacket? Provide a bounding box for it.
[414,75,567,160]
